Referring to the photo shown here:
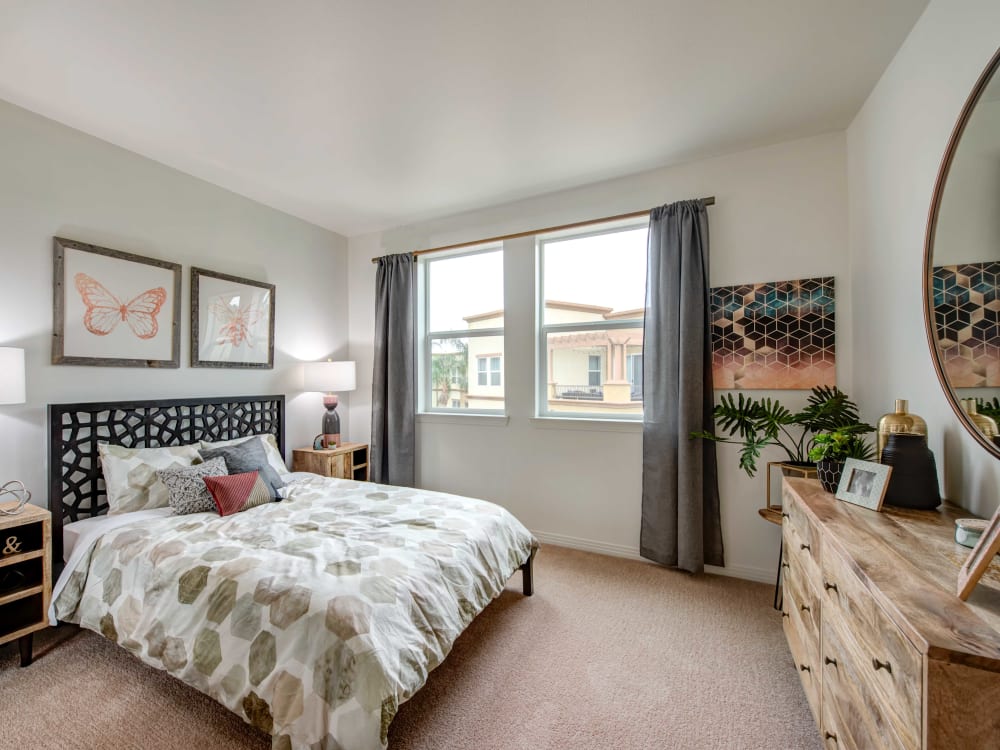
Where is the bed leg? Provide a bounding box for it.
[520,551,535,596]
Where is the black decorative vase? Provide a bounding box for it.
[880,433,941,510]
[816,459,845,493]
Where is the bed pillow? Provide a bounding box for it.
[203,471,273,516]
[199,439,285,497]
[98,443,203,515]
[156,457,228,515]
[199,434,290,478]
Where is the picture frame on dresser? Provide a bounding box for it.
[191,267,275,369]
[957,505,1000,600]
[52,237,181,368]
[834,458,891,511]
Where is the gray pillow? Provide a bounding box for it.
[157,457,229,515]
[199,439,285,498]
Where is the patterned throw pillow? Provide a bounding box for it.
[203,471,273,516]
[199,434,290,478]
[157,457,229,515]
[199,439,285,496]
[99,443,203,515]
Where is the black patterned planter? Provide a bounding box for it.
[816,459,845,493]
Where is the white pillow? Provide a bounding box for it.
[198,434,290,477]
[98,443,203,515]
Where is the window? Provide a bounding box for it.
[587,355,602,387]
[476,355,502,385]
[538,222,648,418]
[419,246,504,412]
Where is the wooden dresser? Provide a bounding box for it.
[781,478,1000,749]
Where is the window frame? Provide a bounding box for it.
[418,244,505,415]
[535,220,647,420]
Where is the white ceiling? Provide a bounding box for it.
[0,1,928,236]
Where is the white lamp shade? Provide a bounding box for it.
[303,360,356,393]
[0,347,25,405]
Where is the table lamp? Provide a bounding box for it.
[303,360,356,449]
[0,347,31,515]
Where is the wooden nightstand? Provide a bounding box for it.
[292,443,370,481]
[0,503,51,667]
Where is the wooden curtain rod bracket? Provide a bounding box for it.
[370,196,716,263]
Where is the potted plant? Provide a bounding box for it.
[691,386,867,477]
[807,426,876,492]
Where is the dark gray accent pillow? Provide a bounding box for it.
[157,457,229,515]
[200,439,285,498]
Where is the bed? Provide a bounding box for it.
[47,395,537,750]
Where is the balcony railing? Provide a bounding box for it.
[553,384,603,400]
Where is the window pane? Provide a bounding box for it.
[542,227,647,324]
[543,329,642,414]
[428,337,505,411]
[428,249,504,332]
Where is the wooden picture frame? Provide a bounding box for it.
[191,267,275,369]
[52,237,181,368]
[835,458,892,511]
[957,505,1000,600]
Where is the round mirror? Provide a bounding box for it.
[925,47,1000,457]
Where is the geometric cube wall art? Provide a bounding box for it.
[932,262,1000,387]
[709,276,836,389]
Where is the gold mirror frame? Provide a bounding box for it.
[923,46,1000,459]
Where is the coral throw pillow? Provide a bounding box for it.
[203,471,273,516]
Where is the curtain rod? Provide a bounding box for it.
[369,196,715,263]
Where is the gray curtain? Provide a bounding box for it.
[640,199,724,573]
[371,253,416,486]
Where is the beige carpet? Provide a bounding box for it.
[0,545,820,749]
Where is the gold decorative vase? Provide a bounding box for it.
[960,399,999,438]
[877,399,927,462]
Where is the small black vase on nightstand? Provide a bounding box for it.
[881,433,941,510]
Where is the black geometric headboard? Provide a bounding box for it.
[47,394,284,563]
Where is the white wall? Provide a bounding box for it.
[847,0,1000,516]
[0,99,349,503]
[349,132,851,581]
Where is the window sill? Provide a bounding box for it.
[529,417,642,433]
[417,413,510,427]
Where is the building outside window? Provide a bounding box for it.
[419,245,504,412]
[537,222,648,417]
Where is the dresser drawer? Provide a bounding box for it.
[822,620,908,750]
[783,582,822,726]
[783,515,822,596]
[784,538,821,657]
[821,541,874,631]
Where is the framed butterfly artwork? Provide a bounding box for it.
[52,237,181,367]
[191,267,275,369]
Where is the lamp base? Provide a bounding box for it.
[321,395,342,450]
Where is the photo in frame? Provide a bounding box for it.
[957,505,1000,600]
[52,237,181,367]
[835,458,892,511]
[191,267,275,369]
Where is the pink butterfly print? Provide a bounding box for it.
[211,297,265,348]
[74,273,167,340]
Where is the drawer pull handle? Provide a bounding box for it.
[781,611,789,619]
[800,543,811,552]
[872,658,892,674]
[800,664,811,673]
[825,732,838,744]
[824,656,837,667]
[800,604,811,613]
[781,512,790,519]
[824,581,838,592]
[781,562,790,569]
